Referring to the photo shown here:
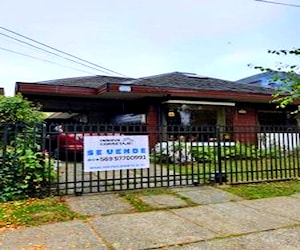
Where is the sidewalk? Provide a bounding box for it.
[2,186,300,249]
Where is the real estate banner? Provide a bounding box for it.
[83,135,150,172]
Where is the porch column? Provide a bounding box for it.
[217,107,226,126]
[233,107,257,144]
[217,107,226,140]
[147,105,158,148]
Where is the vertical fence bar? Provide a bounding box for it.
[216,126,223,184]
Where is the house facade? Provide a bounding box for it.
[15,72,299,145]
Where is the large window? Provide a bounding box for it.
[258,111,297,126]
[167,107,217,126]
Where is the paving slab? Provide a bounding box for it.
[66,193,135,216]
[173,202,294,236]
[176,186,243,204]
[170,226,300,250]
[0,221,106,250]
[291,193,300,199]
[238,196,300,221]
[90,210,217,249]
[139,194,188,208]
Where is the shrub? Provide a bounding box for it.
[152,141,194,164]
[152,141,261,164]
[0,95,54,202]
[0,133,55,202]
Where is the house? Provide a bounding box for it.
[0,88,4,95]
[238,71,300,89]
[15,72,299,145]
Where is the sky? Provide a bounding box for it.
[0,0,300,96]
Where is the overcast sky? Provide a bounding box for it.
[0,0,299,96]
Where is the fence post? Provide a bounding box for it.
[216,126,223,184]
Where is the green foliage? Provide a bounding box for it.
[190,146,216,162]
[254,48,300,111]
[152,140,290,164]
[190,142,260,163]
[231,142,259,159]
[0,134,56,202]
[0,94,45,124]
[0,95,54,202]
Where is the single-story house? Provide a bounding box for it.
[15,71,299,145]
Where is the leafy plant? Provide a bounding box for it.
[152,141,194,164]
[190,146,216,162]
[253,48,300,111]
[190,142,260,163]
[0,94,45,124]
[0,134,56,202]
[0,95,55,202]
[232,142,260,159]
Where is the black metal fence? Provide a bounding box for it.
[1,123,300,197]
[0,123,51,200]
[47,123,300,195]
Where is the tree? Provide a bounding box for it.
[0,94,45,124]
[254,48,300,111]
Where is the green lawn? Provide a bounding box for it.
[161,157,300,184]
[220,180,300,199]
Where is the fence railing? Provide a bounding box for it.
[152,125,300,184]
[1,123,300,198]
[0,123,52,201]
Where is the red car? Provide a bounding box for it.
[57,132,84,156]
[49,125,118,160]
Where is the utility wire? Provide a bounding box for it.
[0,46,96,75]
[254,0,300,8]
[0,26,128,77]
[0,31,118,75]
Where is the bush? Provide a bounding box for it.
[0,94,44,124]
[191,142,260,162]
[152,141,261,164]
[152,141,194,164]
[0,95,54,202]
[0,133,56,202]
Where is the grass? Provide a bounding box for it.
[119,188,197,212]
[0,197,86,229]
[220,180,300,199]
[2,180,300,230]
[161,157,300,183]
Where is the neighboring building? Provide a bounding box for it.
[15,72,299,144]
[237,71,300,88]
[0,88,4,95]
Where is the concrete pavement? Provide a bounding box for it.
[2,186,300,249]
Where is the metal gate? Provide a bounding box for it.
[46,123,300,196]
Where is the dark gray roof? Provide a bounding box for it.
[24,75,135,88]
[18,72,275,95]
[124,72,275,95]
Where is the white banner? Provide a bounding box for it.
[83,135,150,172]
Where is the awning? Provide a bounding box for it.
[162,100,235,106]
[44,112,79,119]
